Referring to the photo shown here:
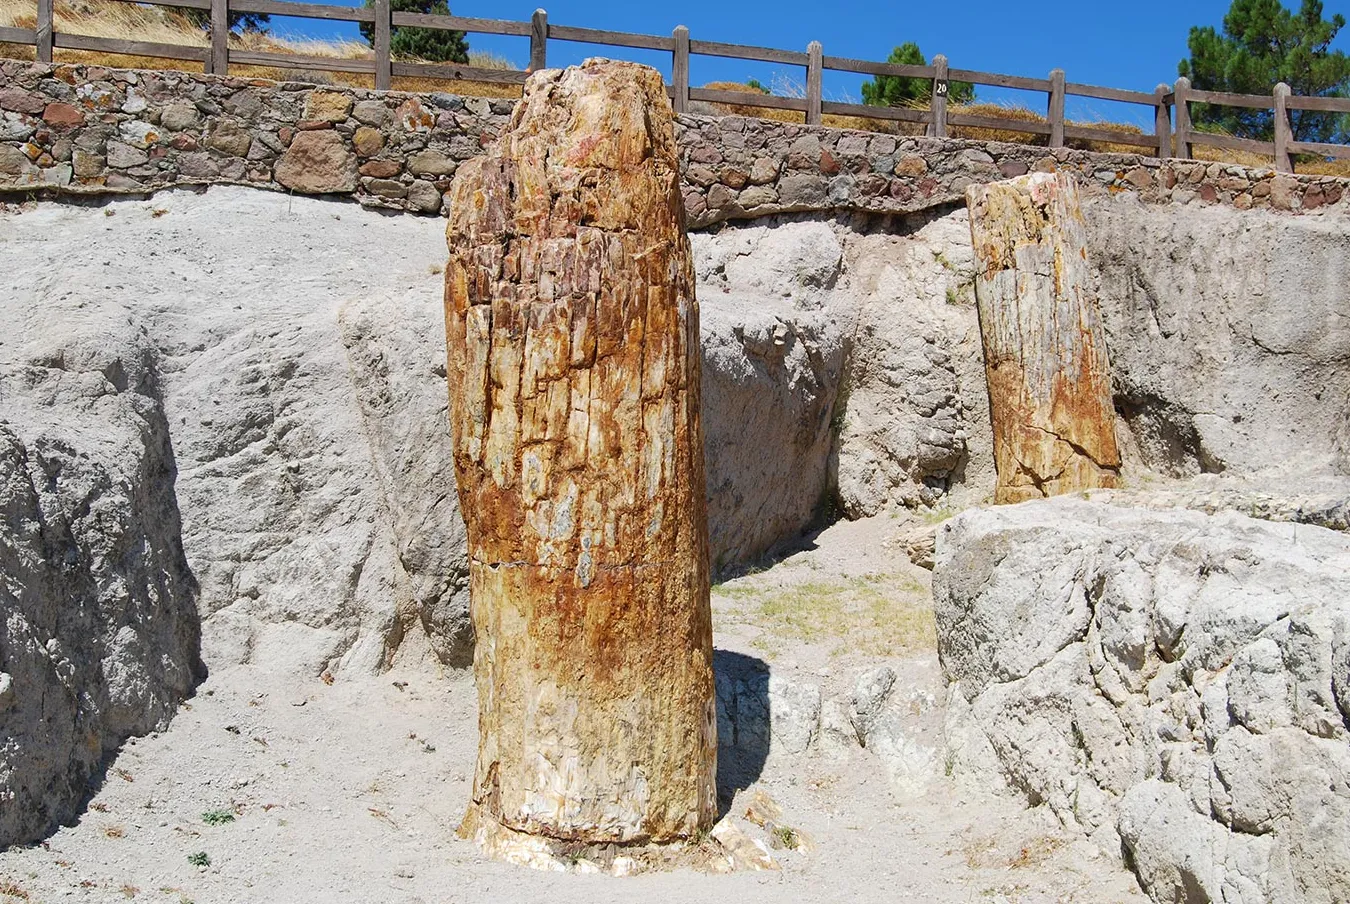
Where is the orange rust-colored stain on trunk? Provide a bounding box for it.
[443,61,716,848]
[968,172,1121,505]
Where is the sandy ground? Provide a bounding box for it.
[0,517,1146,902]
[0,189,1146,903]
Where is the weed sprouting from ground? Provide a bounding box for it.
[200,809,235,826]
[186,852,210,868]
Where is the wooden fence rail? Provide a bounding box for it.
[6,0,1350,172]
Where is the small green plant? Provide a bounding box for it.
[828,372,853,439]
[920,504,962,526]
[829,399,849,436]
[200,809,235,826]
[712,583,763,601]
[773,825,800,850]
[945,287,961,305]
[186,852,210,868]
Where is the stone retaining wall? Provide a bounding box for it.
[0,60,510,214]
[3,59,1348,221]
[676,117,1350,225]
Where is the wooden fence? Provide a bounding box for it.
[3,1,1350,172]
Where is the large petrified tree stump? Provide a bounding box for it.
[442,60,716,862]
[967,172,1121,504]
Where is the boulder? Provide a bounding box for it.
[0,143,33,176]
[831,209,995,514]
[205,120,253,158]
[2,187,471,686]
[714,658,823,766]
[698,285,844,569]
[691,223,848,569]
[169,288,471,676]
[0,315,202,847]
[1088,195,1350,478]
[691,209,997,526]
[936,498,1350,903]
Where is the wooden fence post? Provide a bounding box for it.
[36,0,52,63]
[1173,76,1192,159]
[1273,81,1293,173]
[373,0,390,90]
[806,40,822,126]
[529,9,547,72]
[672,25,690,115]
[931,54,949,138]
[1047,68,1065,148]
[210,0,228,76]
[1154,83,1172,158]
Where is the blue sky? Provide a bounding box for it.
[264,0,1350,127]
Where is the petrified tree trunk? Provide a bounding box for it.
[966,172,1121,504]
[442,60,716,858]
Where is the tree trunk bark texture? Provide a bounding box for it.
[966,172,1121,505]
[442,60,716,862]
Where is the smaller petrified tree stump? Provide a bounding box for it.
[443,59,716,867]
[967,172,1121,504]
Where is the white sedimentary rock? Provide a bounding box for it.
[936,498,1350,903]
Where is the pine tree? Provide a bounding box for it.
[862,42,974,107]
[361,0,469,64]
[1179,0,1350,142]
[181,8,268,34]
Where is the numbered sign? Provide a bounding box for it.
[935,79,950,98]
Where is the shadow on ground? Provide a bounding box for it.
[712,648,771,818]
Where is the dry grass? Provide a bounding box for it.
[1292,158,1350,177]
[959,831,1065,871]
[0,878,30,901]
[0,0,524,97]
[947,101,1156,155]
[698,80,905,133]
[715,573,935,658]
[1188,131,1350,177]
